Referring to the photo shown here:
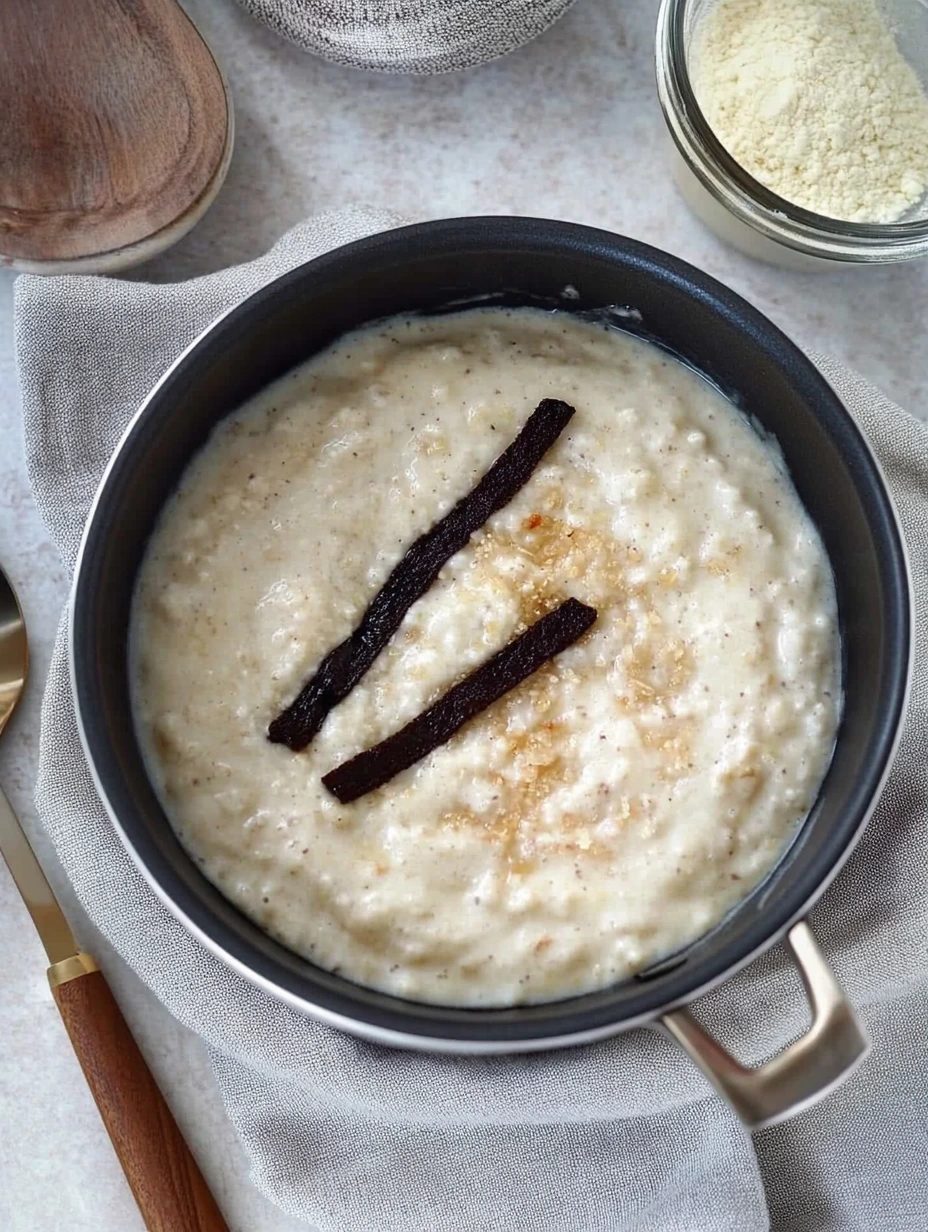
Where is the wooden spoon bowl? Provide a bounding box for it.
[0,0,233,274]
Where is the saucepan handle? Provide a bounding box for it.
[660,920,868,1132]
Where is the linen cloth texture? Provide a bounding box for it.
[235,0,577,73]
[15,209,928,1232]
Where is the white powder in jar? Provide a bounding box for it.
[690,0,928,223]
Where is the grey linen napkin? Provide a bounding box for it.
[234,0,577,74]
[15,210,928,1232]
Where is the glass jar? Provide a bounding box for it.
[655,0,928,268]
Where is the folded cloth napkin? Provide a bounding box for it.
[15,209,928,1232]
[235,0,577,73]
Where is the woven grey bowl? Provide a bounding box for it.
[236,0,579,73]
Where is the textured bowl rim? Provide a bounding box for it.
[235,0,579,76]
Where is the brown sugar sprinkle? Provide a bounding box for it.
[409,507,705,864]
[341,501,707,860]
[437,666,643,872]
[323,600,596,803]
[704,544,742,578]
[473,509,628,628]
[622,637,693,706]
[640,719,696,782]
[437,662,698,872]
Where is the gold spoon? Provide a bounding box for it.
[0,565,228,1232]
[0,0,233,274]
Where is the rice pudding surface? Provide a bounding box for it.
[131,308,840,1006]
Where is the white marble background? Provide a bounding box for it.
[1,1,925,1229]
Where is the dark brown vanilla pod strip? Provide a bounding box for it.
[268,398,576,751]
[322,598,597,804]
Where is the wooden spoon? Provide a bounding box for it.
[0,566,229,1229]
[0,0,233,274]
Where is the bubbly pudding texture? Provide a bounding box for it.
[131,308,840,1006]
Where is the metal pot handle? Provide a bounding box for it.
[660,921,869,1132]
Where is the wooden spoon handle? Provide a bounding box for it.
[49,956,228,1232]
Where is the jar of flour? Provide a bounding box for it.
[656,0,928,268]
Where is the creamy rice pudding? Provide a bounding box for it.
[131,308,840,1006]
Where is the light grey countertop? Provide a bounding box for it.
[1,1,925,1229]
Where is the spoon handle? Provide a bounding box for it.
[49,957,228,1232]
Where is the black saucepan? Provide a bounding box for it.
[70,218,911,1130]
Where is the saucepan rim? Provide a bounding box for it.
[69,217,913,1052]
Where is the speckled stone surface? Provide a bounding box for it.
[1,1,926,1229]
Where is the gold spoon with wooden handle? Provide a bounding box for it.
[0,564,228,1232]
[0,0,233,274]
